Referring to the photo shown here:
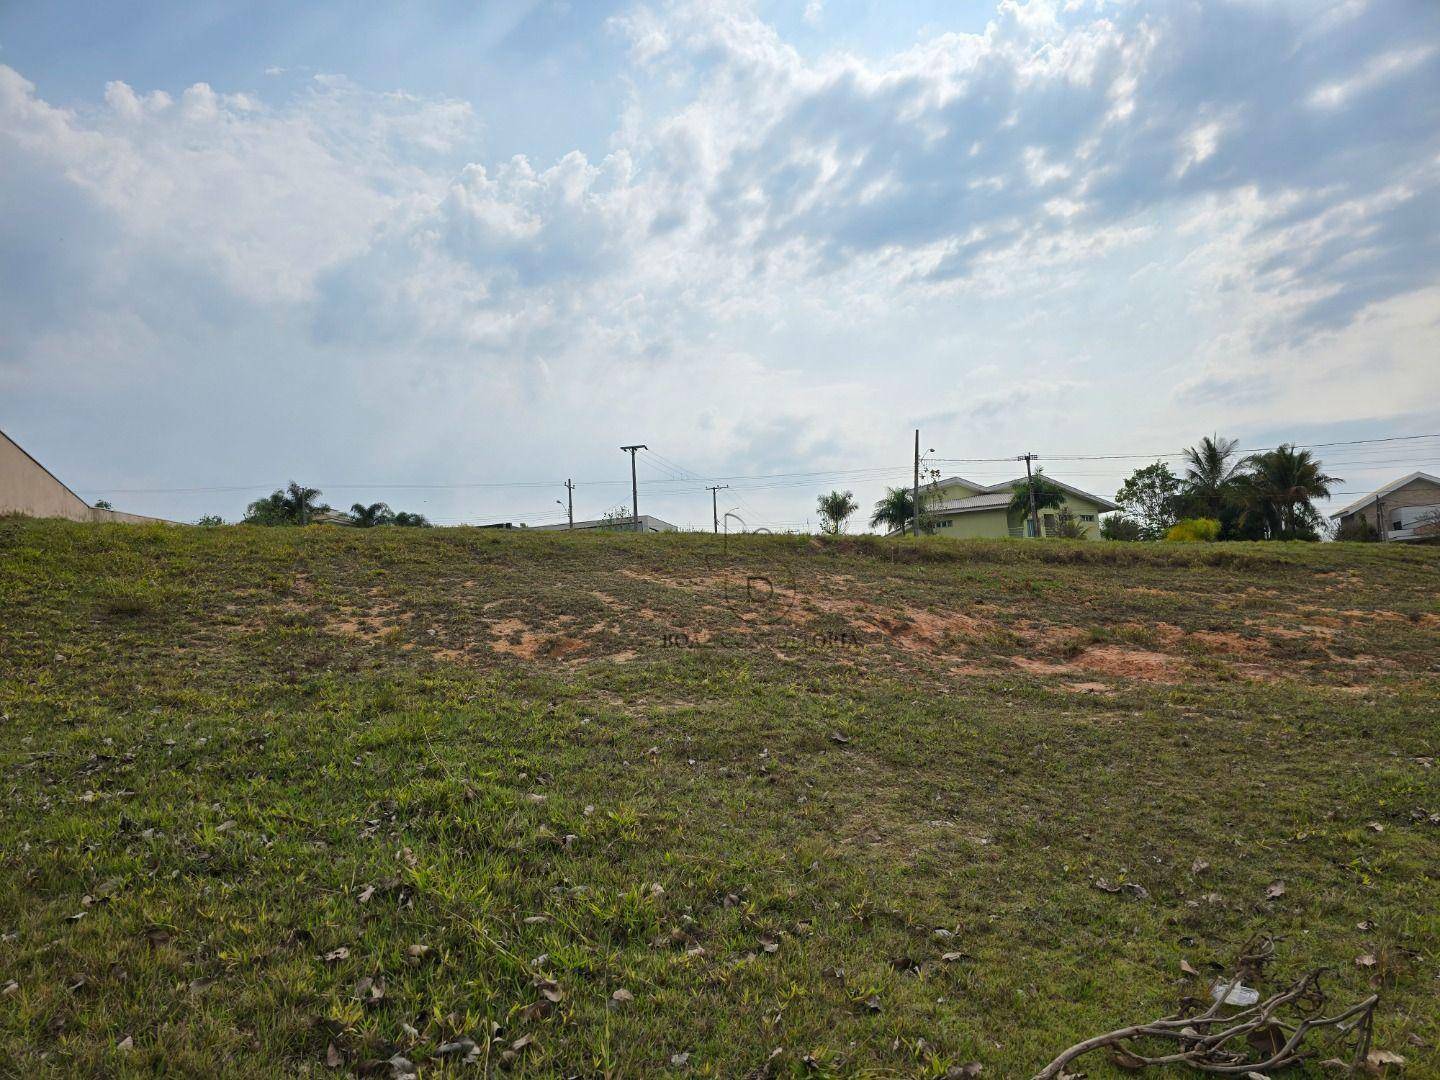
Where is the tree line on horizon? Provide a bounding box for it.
[193,482,431,528]
[813,436,1344,541]
[1107,437,1339,541]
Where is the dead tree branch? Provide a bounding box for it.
[1033,938,1379,1079]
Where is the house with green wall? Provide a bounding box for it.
[916,475,1118,539]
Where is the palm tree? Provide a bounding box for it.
[869,487,915,534]
[350,502,393,528]
[1236,444,1339,540]
[1007,470,1066,536]
[280,482,325,525]
[244,482,328,525]
[816,490,859,534]
[391,512,431,528]
[1181,435,1240,517]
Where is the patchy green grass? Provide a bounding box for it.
[1,519,1437,1077]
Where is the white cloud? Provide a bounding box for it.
[1309,44,1436,109]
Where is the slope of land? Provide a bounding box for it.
[1,519,1437,1076]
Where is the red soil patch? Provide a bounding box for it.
[1189,630,1261,655]
[1076,645,1185,682]
[492,632,587,661]
[1010,656,1075,676]
[1012,647,1183,683]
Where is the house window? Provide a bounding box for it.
[1079,514,1095,522]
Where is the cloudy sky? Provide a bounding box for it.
[2,0,1438,527]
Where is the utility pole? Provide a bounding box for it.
[1020,452,1040,539]
[1375,495,1385,543]
[620,444,647,532]
[912,429,921,538]
[706,484,729,534]
[564,479,575,530]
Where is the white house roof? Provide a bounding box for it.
[924,475,1119,515]
[975,476,1119,512]
[1329,471,1440,519]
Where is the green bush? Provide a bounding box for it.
[1100,514,1144,541]
[1164,517,1221,542]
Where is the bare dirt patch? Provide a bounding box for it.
[1189,630,1262,655]
[1074,645,1186,682]
[1010,656,1076,676]
[1064,681,1116,694]
[492,632,587,661]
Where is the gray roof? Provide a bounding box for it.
[531,514,676,532]
[1330,471,1440,519]
[929,492,1013,514]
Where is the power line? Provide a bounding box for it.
[74,432,1440,502]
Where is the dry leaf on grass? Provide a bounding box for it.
[1364,1049,1405,1074]
[434,1038,476,1058]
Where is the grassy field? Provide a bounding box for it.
[1,519,1437,1078]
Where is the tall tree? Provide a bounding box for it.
[281,482,325,525]
[1007,470,1066,535]
[1114,462,1181,539]
[1180,434,1241,520]
[816,490,859,534]
[349,502,394,528]
[1235,444,1339,540]
[869,487,915,534]
[391,512,431,527]
[243,482,329,526]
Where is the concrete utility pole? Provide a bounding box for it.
[707,484,729,534]
[564,480,575,530]
[1020,452,1041,539]
[620,445,647,532]
[912,429,921,537]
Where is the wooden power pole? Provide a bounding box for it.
[620,445,647,532]
[707,484,729,533]
[564,479,575,530]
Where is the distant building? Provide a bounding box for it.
[532,514,677,533]
[1,427,171,524]
[1330,472,1440,542]
[905,475,1118,539]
